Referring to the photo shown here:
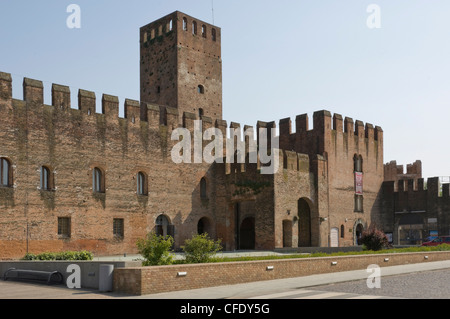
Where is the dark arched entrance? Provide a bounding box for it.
[197,217,212,235]
[355,222,364,246]
[298,198,312,247]
[239,217,255,250]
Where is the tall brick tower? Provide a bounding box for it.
[140,11,223,121]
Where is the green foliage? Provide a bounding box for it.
[22,250,93,261]
[182,233,222,264]
[137,232,174,266]
[361,225,390,251]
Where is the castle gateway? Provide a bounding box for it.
[0,12,385,259]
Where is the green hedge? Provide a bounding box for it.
[22,250,93,261]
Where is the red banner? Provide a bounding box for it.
[355,172,363,195]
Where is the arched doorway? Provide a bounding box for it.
[155,214,174,238]
[298,198,312,247]
[354,221,364,246]
[239,217,255,250]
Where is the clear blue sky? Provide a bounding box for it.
[1,0,449,179]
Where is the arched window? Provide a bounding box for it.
[40,166,53,191]
[197,85,204,94]
[0,158,12,187]
[200,178,207,199]
[137,172,148,196]
[198,108,204,118]
[212,28,216,41]
[202,25,207,38]
[93,167,105,193]
[354,154,363,173]
[183,17,188,31]
[169,19,173,31]
[192,21,197,35]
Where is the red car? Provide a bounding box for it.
[422,236,450,246]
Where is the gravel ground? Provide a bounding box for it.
[310,268,450,299]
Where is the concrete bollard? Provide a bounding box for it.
[98,264,114,292]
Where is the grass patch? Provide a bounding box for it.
[171,244,450,264]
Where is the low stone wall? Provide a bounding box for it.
[113,251,450,296]
[0,260,141,289]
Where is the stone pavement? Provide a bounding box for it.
[0,258,449,299]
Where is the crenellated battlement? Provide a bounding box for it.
[0,71,381,176]
[275,110,384,167]
[0,71,229,132]
[384,160,422,183]
[385,176,450,199]
[140,11,221,51]
[278,111,382,143]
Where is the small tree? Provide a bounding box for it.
[182,233,222,264]
[361,225,390,251]
[136,232,174,266]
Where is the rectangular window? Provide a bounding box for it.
[355,195,364,213]
[113,218,124,239]
[58,217,71,238]
[1,158,10,187]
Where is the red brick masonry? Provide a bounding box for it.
[113,251,450,295]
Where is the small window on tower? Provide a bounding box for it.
[202,25,207,38]
[93,167,105,193]
[192,21,197,35]
[183,18,188,31]
[0,157,12,187]
[354,195,364,212]
[200,178,207,199]
[197,85,204,94]
[354,154,363,173]
[212,28,217,41]
[40,166,54,191]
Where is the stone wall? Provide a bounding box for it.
[113,251,450,296]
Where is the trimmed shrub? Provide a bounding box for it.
[21,250,93,261]
[182,233,222,264]
[361,225,390,251]
[137,232,174,266]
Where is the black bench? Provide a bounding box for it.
[3,268,64,285]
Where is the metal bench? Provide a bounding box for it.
[3,268,64,285]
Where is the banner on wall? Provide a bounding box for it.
[355,172,363,195]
